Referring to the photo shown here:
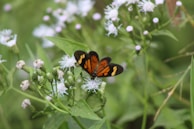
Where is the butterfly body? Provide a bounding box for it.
[74,50,123,79]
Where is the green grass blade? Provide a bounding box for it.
[190,57,194,128]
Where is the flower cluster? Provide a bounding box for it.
[0,29,17,47]
[33,0,98,48]
[17,53,106,109]
[104,0,162,37]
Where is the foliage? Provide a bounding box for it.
[0,0,194,129]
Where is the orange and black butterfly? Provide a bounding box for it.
[74,50,123,79]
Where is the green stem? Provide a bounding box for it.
[141,54,149,129]
[72,116,86,129]
[12,87,68,114]
[12,87,47,104]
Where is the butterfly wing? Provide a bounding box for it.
[74,50,99,75]
[96,57,111,77]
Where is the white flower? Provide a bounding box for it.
[33,24,55,38]
[105,3,120,21]
[59,55,76,68]
[92,12,102,21]
[75,23,82,30]
[43,15,50,21]
[33,24,55,48]
[20,80,30,91]
[126,0,140,5]
[105,20,121,36]
[0,55,6,64]
[42,38,55,48]
[45,95,52,101]
[112,0,126,6]
[138,0,155,13]
[82,77,102,92]
[16,60,25,69]
[33,59,44,69]
[21,99,31,109]
[52,8,72,26]
[153,17,159,23]
[3,3,12,12]
[135,45,141,51]
[54,0,67,4]
[54,79,68,95]
[57,69,64,79]
[54,26,63,33]
[126,25,134,32]
[155,0,164,5]
[0,29,17,47]
[143,30,149,35]
[176,1,182,7]
[77,0,95,17]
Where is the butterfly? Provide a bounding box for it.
[74,50,123,79]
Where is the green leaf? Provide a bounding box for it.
[36,44,52,71]
[88,119,106,129]
[47,37,89,55]
[191,57,194,128]
[152,30,178,41]
[70,100,101,120]
[43,113,66,129]
[152,108,189,128]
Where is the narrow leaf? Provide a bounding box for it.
[47,37,88,55]
[190,57,194,128]
[152,30,178,41]
[70,100,101,120]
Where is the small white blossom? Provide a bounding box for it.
[135,45,141,51]
[21,99,31,109]
[33,24,55,48]
[33,24,55,38]
[105,3,120,21]
[46,7,53,13]
[0,29,17,47]
[153,17,159,23]
[126,25,134,32]
[112,0,126,6]
[54,79,68,95]
[0,55,6,64]
[155,0,164,5]
[75,24,82,30]
[92,12,102,21]
[3,3,12,12]
[33,59,44,69]
[59,55,76,68]
[128,6,133,12]
[77,0,95,17]
[16,60,25,69]
[57,69,64,79]
[143,30,149,35]
[43,15,50,21]
[54,0,67,4]
[20,80,30,91]
[138,0,155,13]
[82,78,102,92]
[176,1,182,7]
[105,20,121,36]
[45,95,52,101]
[55,26,63,33]
[126,0,140,5]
